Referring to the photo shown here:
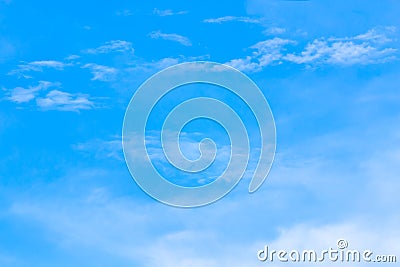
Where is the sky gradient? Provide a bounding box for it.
[1,0,400,266]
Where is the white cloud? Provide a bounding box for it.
[8,60,70,77]
[27,60,66,69]
[135,57,181,72]
[0,38,15,63]
[228,27,398,72]
[251,38,294,56]
[285,39,397,65]
[7,167,256,266]
[6,81,59,103]
[263,27,286,35]
[203,16,262,24]
[153,8,187,17]
[129,55,210,73]
[149,30,192,46]
[7,113,400,265]
[329,26,397,44]
[73,137,122,160]
[65,54,80,60]
[115,9,133,16]
[82,63,118,81]
[284,39,328,64]
[227,56,262,73]
[259,220,400,267]
[226,38,294,72]
[36,90,94,111]
[5,81,96,111]
[84,40,134,54]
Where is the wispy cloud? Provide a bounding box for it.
[25,60,67,70]
[127,55,210,73]
[7,94,400,265]
[148,31,192,46]
[285,39,397,65]
[153,8,187,17]
[227,38,294,72]
[329,26,397,44]
[115,9,133,16]
[36,90,94,111]
[65,54,80,61]
[227,27,398,72]
[0,38,15,63]
[5,81,96,111]
[73,137,122,160]
[8,60,70,77]
[84,40,134,54]
[82,63,118,81]
[142,57,181,70]
[5,81,59,103]
[203,16,262,24]
[263,26,286,35]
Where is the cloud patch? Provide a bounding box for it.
[4,81,96,112]
[227,27,398,72]
[8,60,70,78]
[82,63,118,82]
[153,8,187,17]
[73,137,123,160]
[204,16,262,24]
[227,38,294,72]
[6,81,59,103]
[84,40,134,55]
[148,31,192,46]
[36,90,94,111]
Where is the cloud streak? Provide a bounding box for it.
[4,81,96,112]
[204,16,262,24]
[8,60,70,77]
[82,63,118,81]
[153,8,187,17]
[227,38,294,72]
[148,31,192,46]
[227,27,398,72]
[73,137,123,160]
[84,40,134,54]
[5,81,59,103]
[36,90,95,111]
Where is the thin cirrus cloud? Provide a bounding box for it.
[148,30,192,46]
[5,81,95,112]
[284,39,396,65]
[82,63,118,82]
[36,90,94,112]
[127,55,210,73]
[203,16,262,24]
[6,81,60,103]
[115,9,133,17]
[328,26,396,44]
[65,54,80,61]
[8,60,70,77]
[228,38,294,72]
[227,27,398,72]
[153,8,187,17]
[84,40,134,54]
[0,38,16,63]
[263,26,287,35]
[72,137,123,160]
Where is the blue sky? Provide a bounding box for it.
[1,0,400,266]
